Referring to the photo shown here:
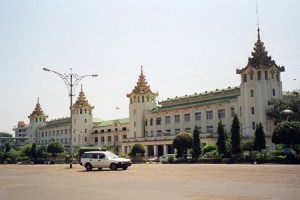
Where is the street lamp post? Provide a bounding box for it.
[43,68,97,168]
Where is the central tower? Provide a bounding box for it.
[127,66,158,138]
[236,28,285,138]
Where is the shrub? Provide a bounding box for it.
[203,144,217,154]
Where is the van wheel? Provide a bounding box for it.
[85,163,92,171]
[110,163,117,171]
[98,168,102,171]
[122,166,128,170]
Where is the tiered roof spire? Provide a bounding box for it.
[28,98,48,118]
[247,28,275,68]
[73,85,94,109]
[129,66,153,95]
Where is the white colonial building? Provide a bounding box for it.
[14,28,285,157]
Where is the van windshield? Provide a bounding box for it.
[106,152,118,159]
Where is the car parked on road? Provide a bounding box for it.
[80,151,132,171]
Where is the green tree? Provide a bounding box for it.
[172,132,193,160]
[192,126,201,160]
[266,90,300,124]
[37,145,49,160]
[272,121,300,147]
[31,143,37,161]
[231,114,241,156]
[0,132,12,137]
[22,144,32,158]
[130,143,146,157]
[5,149,21,163]
[216,120,228,156]
[4,142,11,153]
[253,122,266,151]
[47,141,65,159]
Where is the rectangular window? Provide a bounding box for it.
[257,71,261,80]
[175,115,180,123]
[157,130,162,136]
[251,107,255,115]
[115,128,118,131]
[101,129,105,133]
[175,128,181,134]
[184,114,190,122]
[250,73,253,80]
[165,116,170,124]
[85,129,87,133]
[156,117,162,125]
[273,89,276,96]
[185,128,191,132]
[114,135,118,142]
[231,107,235,117]
[94,137,98,143]
[243,74,247,82]
[218,109,225,118]
[122,135,127,139]
[107,129,111,132]
[207,126,213,133]
[122,127,127,131]
[56,130,59,136]
[265,71,268,80]
[65,129,68,135]
[195,112,201,121]
[101,137,105,143]
[252,122,256,130]
[250,90,254,97]
[108,136,111,142]
[206,111,213,120]
[85,119,87,123]
[150,118,153,126]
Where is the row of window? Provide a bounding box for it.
[38,138,69,145]
[130,96,155,104]
[243,71,279,82]
[39,128,90,138]
[75,109,92,115]
[145,125,215,136]
[94,127,127,134]
[39,129,69,137]
[145,109,234,126]
[94,135,127,143]
[250,89,276,97]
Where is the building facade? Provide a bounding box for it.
[14,29,285,157]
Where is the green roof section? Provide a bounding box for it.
[93,118,129,128]
[41,117,71,129]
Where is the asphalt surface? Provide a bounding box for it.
[0,163,299,200]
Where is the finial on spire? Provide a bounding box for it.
[141,65,143,75]
[256,1,261,42]
[37,97,39,104]
[257,27,261,41]
[80,84,83,92]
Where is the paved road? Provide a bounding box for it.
[0,164,299,200]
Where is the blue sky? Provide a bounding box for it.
[1,0,299,135]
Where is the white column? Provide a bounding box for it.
[153,145,157,157]
[163,145,167,155]
[144,145,148,157]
